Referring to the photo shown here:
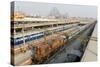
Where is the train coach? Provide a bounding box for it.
[11,24,78,45]
[30,23,93,63]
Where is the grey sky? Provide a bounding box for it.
[14,1,97,18]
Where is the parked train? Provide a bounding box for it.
[11,23,93,65]
[11,24,78,45]
[12,23,92,56]
[11,25,79,55]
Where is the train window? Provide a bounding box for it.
[17,21,23,24]
[16,28,22,32]
[16,37,22,40]
[24,21,29,24]
[32,21,36,23]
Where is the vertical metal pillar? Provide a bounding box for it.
[22,21,26,52]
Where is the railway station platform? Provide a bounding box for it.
[81,24,97,62]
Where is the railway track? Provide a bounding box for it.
[11,22,96,65]
[41,22,96,63]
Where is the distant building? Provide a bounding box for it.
[11,11,25,20]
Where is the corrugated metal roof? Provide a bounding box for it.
[12,18,59,22]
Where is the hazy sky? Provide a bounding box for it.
[14,1,97,18]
